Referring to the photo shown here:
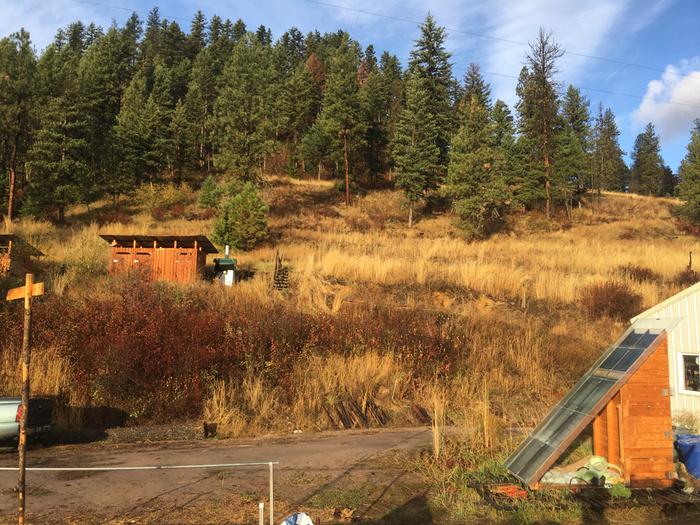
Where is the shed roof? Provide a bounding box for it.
[99,234,219,254]
[0,235,44,256]
[631,281,700,323]
[504,317,678,487]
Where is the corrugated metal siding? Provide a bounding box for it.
[639,288,700,416]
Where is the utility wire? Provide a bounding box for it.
[68,0,193,25]
[304,0,700,82]
[480,70,700,110]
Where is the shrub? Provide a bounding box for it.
[616,263,661,283]
[212,182,269,250]
[135,183,195,220]
[198,175,223,210]
[673,268,699,287]
[580,281,642,320]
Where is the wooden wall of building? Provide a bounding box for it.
[109,246,205,283]
[593,339,675,487]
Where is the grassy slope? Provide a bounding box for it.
[3,179,700,523]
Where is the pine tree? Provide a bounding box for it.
[630,123,665,195]
[213,36,278,180]
[0,29,36,220]
[112,71,150,190]
[392,74,440,226]
[591,105,628,192]
[187,11,207,59]
[446,84,511,237]
[198,174,223,209]
[554,128,589,213]
[280,62,320,175]
[316,35,362,204]
[408,14,453,170]
[462,63,491,110]
[25,94,89,222]
[677,120,700,222]
[212,182,269,250]
[517,29,564,218]
[184,48,216,171]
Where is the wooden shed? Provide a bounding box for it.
[0,235,43,276]
[99,234,219,283]
[505,318,679,489]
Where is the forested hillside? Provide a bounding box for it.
[2,8,697,236]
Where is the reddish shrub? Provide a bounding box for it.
[580,281,642,320]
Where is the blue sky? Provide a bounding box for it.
[2,0,699,171]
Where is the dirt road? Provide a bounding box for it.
[0,427,432,524]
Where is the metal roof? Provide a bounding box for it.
[631,281,700,323]
[99,234,219,254]
[504,317,679,487]
[0,235,44,256]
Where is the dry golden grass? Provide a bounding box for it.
[291,351,412,430]
[203,374,280,438]
[0,347,71,397]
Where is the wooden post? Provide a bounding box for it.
[17,273,32,525]
[6,274,44,525]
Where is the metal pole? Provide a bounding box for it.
[269,462,274,525]
[259,502,264,525]
[18,273,33,525]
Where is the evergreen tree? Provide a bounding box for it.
[0,29,36,220]
[280,62,320,175]
[554,128,589,212]
[408,14,452,170]
[198,174,223,209]
[213,35,278,180]
[561,85,591,148]
[517,29,564,217]
[316,35,362,204]
[392,74,440,226]
[187,11,207,59]
[677,120,700,222]
[25,94,89,222]
[492,99,515,151]
[184,48,216,170]
[112,71,150,190]
[462,63,491,110]
[446,85,510,236]
[591,105,627,192]
[212,182,269,250]
[630,123,665,195]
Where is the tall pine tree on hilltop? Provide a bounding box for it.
[591,105,628,192]
[630,123,665,195]
[392,73,440,227]
[408,14,452,171]
[517,29,563,218]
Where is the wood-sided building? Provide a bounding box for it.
[99,234,218,283]
[0,235,43,276]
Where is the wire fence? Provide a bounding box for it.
[0,460,279,525]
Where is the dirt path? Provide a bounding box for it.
[0,427,433,524]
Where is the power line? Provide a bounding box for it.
[479,70,700,110]
[303,0,700,83]
[68,0,193,25]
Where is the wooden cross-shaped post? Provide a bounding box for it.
[6,274,44,525]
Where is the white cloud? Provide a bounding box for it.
[0,1,115,51]
[633,57,700,140]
